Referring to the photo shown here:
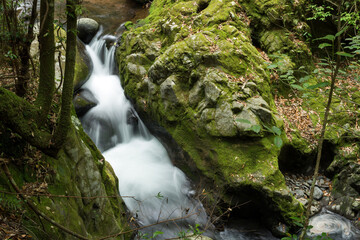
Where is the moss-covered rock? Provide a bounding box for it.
[0,113,130,239]
[116,0,309,228]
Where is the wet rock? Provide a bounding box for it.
[73,89,98,117]
[127,109,139,126]
[77,18,99,44]
[103,35,117,49]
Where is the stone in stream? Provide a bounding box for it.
[77,18,100,44]
[73,89,98,117]
[126,109,139,126]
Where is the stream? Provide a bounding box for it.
[76,1,360,240]
[79,30,360,240]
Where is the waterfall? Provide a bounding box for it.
[79,30,360,240]
[80,32,211,239]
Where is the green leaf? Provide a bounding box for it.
[290,84,304,90]
[267,64,278,69]
[335,26,348,38]
[307,82,329,89]
[315,34,335,41]
[248,125,261,133]
[152,231,164,238]
[271,126,281,136]
[236,119,251,124]
[336,51,354,58]
[318,43,332,49]
[274,136,283,148]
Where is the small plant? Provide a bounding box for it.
[0,193,22,211]
[236,118,284,148]
[139,231,164,239]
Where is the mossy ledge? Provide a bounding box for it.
[0,88,130,239]
[116,0,310,230]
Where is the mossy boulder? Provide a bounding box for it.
[0,114,130,239]
[117,0,309,228]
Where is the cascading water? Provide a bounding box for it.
[79,30,360,240]
[80,31,212,239]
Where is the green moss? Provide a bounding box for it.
[116,0,310,226]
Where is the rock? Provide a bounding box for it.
[189,81,204,107]
[116,0,310,228]
[204,81,221,104]
[160,76,178,104]
[74,41,92,90]
[313,186,324,201]
[247,96,273,124]
[73,89,98,117]
[127,62,147,77]
[298,198,308,206]
[231,101,244,114]
[214,102,237,137]
[77,18,100,44]
[103,35,117,49]
[310,202,322,216]
[126,109,139,126]
[293,189,305,198]
[234,108,260,133]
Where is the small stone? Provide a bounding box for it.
[313,186,323,201]
[294,189,305,198]
[298,198,308,206]
[335,205,340,212]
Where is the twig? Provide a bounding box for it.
[0,189,135,199]
[97,213,198,240]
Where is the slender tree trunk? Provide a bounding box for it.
[298,2,343,239]
[36,0,55,125]
[52,0,78,150]
[17,0,38,97]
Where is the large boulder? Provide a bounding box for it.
[77,18,100,44]
[117,0,312,229]
[0,115,130,239]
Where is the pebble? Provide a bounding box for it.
[313,186,323,201]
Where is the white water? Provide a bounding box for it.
[307,209,360,240]
[79,32,360,240]
[80,33,211,239]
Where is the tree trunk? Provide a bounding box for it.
[298,2,343,239]
[52,0,78,150]
[16,0,38,97]
[36,0,55,125]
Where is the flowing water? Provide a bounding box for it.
[80,32,212,239]
[79,25,360,240]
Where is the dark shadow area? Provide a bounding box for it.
[278,141,335,175]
